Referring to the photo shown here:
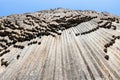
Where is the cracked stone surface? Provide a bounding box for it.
[0,8,120,80]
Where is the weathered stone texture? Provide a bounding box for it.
[0,8,120,80]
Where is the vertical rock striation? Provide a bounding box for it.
[0,8,120,80]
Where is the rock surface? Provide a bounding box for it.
[0,8,120,80]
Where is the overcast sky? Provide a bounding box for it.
[0,0,120,17]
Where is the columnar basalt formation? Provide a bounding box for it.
[0,8,120,80]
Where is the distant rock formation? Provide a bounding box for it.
[0,8,120,80]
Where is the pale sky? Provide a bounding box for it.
[0,0,120,17]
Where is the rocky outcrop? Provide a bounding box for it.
[0,8,120,80]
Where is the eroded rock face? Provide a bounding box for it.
[0,9,119,54]
[0,8,120,80]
